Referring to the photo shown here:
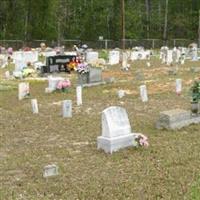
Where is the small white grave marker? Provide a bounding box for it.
[76,86,82,106]
[62,100,72,118]
[117,90,125,98]
[140,85,148,102]
[5,71,10,79]
[146,62,151,67]
[43,164,58,178]
[176,79,182,95]
[18,82,30,100]
[31,99,39,114]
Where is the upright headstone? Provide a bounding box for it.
[140,85,148,102]
[76,86,82,106]
[108,51,120,65]
[48,76,64,91]
[97,106,137,153]
[166,50,173,65]
[86,51,99,63]
[15,59,26,72]
[18,82,30,100]
[31,99,39,114]
[88,67,102,83]
[5,71,10,79]
[62,100,72,118]
[176,79,182,95]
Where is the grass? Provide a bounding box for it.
[0,58,200,199]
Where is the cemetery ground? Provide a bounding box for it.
[0,58,200,199]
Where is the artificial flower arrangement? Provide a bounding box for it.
[56,79,71,92]
[133,133,149,148]
[76,62,90,74]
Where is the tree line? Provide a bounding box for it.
[0,0,199,42]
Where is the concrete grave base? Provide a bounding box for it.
[97,134,136,154]
[156,109,200,130]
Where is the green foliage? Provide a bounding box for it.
[191,80,200,102]
[0,0,199,41]
[99,50,108,60]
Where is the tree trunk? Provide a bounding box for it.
[198,9,200,47]
[145,0,150,39]
[163,0,168,45]
[121,0,125,50]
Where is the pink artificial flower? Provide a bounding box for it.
[7,47,13,55]
[62,80,71,88]
[56,81,63,89]
[135,133,149,147]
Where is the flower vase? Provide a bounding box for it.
[191,101,198,114]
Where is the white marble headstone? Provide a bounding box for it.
[23,51,38,63]
[86,52,99,63]
[48,76,64,91]
[31,99,39,114]
[97,106,136,153]
[62,100,72,118]
[102,106,131,138]
[15,59,26,71]
[166,50,173,65]
[176,79,182,94]
[140,85,148,102]
[18,82,30,100]
[109,51,120,65]
[76,86,82,106]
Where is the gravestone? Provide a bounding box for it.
[43,51,56,57]
[86,52,99,63]
[108,50,120,65]
[166,50,173,65]
[122,52,128,70]
[97,106,137,153]
[23,51,38,63]
[140,85,148,102]
[5,71,10,79]
[77,67,102,86]
[117,90,125,98]
[18,82,30,100]
[168,68,177,75]
[15,59,26,72]
[156,109,200,130]
[31,99,39,114]
[146,62,151,67]
[62,100,72,118]
[89,67,102,83]
[176,79,182,94]
[43,164,58,178]
[76,86,82,106]
[47,76,64,91]
[190,67,200,73]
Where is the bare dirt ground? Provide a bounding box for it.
[0,58,200,200]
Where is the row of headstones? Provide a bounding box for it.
[160,47,185,65]
[119,79,182,102]
[19,79,182,117]
[19,82,82,116]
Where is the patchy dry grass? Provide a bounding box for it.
[0,58,200,200]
